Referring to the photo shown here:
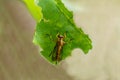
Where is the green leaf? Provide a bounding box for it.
[23,0,42,22]
[33,0,92,65]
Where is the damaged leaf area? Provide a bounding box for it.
[24,0,92,65]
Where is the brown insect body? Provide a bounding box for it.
[48,32,73,64]
[49,34,65,63]
[55,35,65,61]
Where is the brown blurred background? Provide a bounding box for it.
[1,0,120,80]
[0,0,73,80]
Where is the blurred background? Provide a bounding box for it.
[0,0,120,80]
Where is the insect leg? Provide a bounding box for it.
[56,32,60,38]
[64,31,74,43]
[49,43,59,62]
[45,33,54,41]
[49,44,57,57]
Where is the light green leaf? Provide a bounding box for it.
[23,0,42,22]
[32,0,92,65]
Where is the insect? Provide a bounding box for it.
[46,32,73,64]
[49,33,66,64]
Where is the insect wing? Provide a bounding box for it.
[49,43,58,61]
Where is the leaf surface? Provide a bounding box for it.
[28,0,92,64]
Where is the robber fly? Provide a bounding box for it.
[48,33,66,64]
